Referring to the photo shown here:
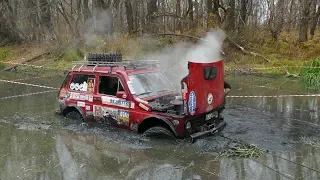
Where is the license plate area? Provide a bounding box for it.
[205,111,218,121]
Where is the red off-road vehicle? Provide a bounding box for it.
[56,53,226,142]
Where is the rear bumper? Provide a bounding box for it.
[189,120,226,143]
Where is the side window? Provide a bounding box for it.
[99,76,124,96]
[69,74,95,93]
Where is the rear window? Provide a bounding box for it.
[69,74,95,93]
[203,67,217,80]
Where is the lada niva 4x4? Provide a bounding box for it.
[56,53,226,142]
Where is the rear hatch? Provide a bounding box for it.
[181,60,224,116]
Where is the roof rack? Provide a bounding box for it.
[71,60,160,72]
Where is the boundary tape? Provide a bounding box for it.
[1,61,67,71]
[0,79,59,90]
[225,66,320,71]
[14,74,59,82]
[2,61,319,72]
[227,94,320,98]
[0,90,58,100]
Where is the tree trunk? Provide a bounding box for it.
[39,0,53,40]
[83,0,91,21]
[176,0,183,33]
[212,0,221,26]
[125,0,134,34]
[147,0,157,32]
[269,0,285,40]
[240,0,247,28]
[287,0,294,32]
[188,0,193,28]
[2,0,20,42]
[225,0,235,31]
[310,0,320,39]
[207,0,213,29]
[299,0,312,42]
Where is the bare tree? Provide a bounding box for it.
[299,0,312,42]
[269,0,285,40]
[224,0,236,31]
[125,0,134,34]
[309,0,320,39]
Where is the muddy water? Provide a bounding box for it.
[0,72,319,180]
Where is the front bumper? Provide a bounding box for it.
[189,120,226,143]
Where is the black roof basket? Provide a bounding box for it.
[71,53,159,72]
[87,53,122,63]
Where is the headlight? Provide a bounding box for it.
[186,122,192,132]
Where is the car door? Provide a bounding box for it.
[93,74,133,129]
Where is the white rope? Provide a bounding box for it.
[0,90,58,100]
[228,94,320,98]
[0,79,59,90]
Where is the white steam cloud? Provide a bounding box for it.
[144,29,226,90]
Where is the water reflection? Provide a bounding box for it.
[1,120,320,180]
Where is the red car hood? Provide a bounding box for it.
[181,60,224,116]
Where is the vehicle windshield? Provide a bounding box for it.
[129,72,176,97]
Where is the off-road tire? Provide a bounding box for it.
[87,53,122,63]
[143,126,175,139]
[65,111,84,122]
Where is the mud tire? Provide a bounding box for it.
[65,111,84,122]
[143,126,175,139]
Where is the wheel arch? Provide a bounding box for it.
[62,105,85,120]
[137,116,178,137]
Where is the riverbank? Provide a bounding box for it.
[0,32,319,90]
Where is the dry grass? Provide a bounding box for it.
[217,142,264,159]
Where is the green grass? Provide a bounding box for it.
[300,58,320,90]
[60,49,81,62]
[0,47,11,62]
[0,62,5,69]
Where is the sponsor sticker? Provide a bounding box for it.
[101,96,131,108]
[207,93,213,105]
[77,101,85,107]
[70,82,75,90]
[88,95,93,102]
[118,110,130,125]
[75,83,80,91]
[139,103,149,111]
[93,105,130,125]
[69,93,93,102]
[87,78,95,93]
[130,103,135,109]
[188,91,196,115]
[183,100,187,114]
[93,105,103,118]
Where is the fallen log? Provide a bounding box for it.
[225,37,271,63]
[3,51,51,71]
[157,33,226,55]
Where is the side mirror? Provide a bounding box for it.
[116,91,127,99]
